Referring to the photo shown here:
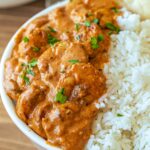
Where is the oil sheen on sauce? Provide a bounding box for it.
[4,0,120,149]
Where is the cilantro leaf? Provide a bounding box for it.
[29,59,38,67]
[85,21,91,27]
[55,88,67,104]
[90,37,99,49]
[26,69,35,76]
[106,22,120,33]
[117,113,123,117]
[24,76,30,85]
[48,34,60,46]
[93,18,99,24]
[23,37,29,43]
[68,59,79,64]
[97,34,104,41]
[20,58,38,84]
[111,7,119,13]
[90,34,104,49]
[21,74,30,85]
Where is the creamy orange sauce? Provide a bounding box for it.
[4,0,120,149]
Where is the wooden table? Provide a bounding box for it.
[0,1,45,150]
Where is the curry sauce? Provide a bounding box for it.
[4,0,120,149]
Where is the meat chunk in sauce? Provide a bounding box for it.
[16,81,48,122]
[4,0,120,149]
[42,63,106,150]
[56,64,106,102]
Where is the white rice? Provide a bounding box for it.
[86,8,150,150]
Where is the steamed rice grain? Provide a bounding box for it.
[86,8,150,150]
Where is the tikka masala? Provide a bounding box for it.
[4,0,120,149]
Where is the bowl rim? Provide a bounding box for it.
[0,1,68,150]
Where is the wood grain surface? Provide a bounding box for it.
[0,1,45,150]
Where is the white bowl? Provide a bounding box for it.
[0,1,68,150]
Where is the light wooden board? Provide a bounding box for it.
[0,1,45,149]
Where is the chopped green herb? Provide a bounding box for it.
[97,34,104,41]
[117,113,123,117]
[75,23,80,31]
[55,88,67,104]
[91,37,99,49]
[21,58,38,84]
[28,59,38,67]
[97,34,104,42]
[106,22,120,33]
[23,37,29,43]
[24,76,30,85]
[32,47,40,52]
[90,34,104,49]
[68,59,79,64]
[85,21,91,27]
[111,7,119,13]
[48,34,60,46]
[106,22,117,30]
[93,18,99,24]
[21,74,30,85]
[26,69,35,76]
[48,26,56,33]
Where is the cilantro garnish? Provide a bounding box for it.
[117,113,123,117]
[106,22,120,33]
[20,59,38,85]
[90,34,104,49]
[85,21,91,27]
[21,75,30,85]
[48,34,60,46]
[111,7,119,13]
[91,37,99,49]
[68,59,79,64]
[97,34,104,41]
[23,36,29,43]
[93,18,99,24]
[29,59,38,67]
[55,88,67,104]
